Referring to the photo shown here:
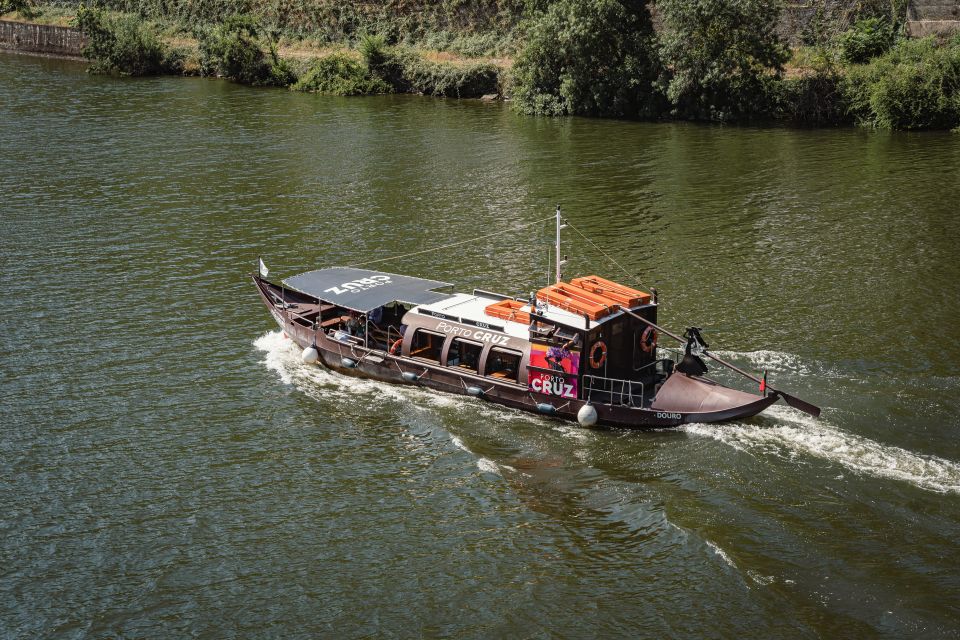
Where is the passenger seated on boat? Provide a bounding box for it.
[345,313,361,336]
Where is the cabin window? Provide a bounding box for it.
[411,329,445,362]
[486,348,522,383]
[447,338,482,372]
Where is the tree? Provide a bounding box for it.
[658,0,789,121]
[511,0,662,117]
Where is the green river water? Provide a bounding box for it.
[2,52,960,638]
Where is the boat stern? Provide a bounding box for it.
[650,373,779,422]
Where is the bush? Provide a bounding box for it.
[844,37,960,130]
[291,53,391,95]
[837,17,895,64]
[1,0,40,19]
[368,46,500,98]
[358,33,388,68]
[777,68,852,126]
[658,0,790,122]
[73,4,169,76]
[197,14,295,86]
[511,0,661,117]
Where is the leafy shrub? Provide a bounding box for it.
[73,4,169,76]
[844,37,960,130]
[837,17,895,64]
[367,46,499,98]
[777,68,852,126]
[511,0,661,117]
[197,14,295,86]
[291,53,391,95]
[358,33,387,68]
[1,0,40,19]
[658,0,790,122]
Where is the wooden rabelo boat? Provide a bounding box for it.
[253,210,819,428]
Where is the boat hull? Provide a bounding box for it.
[254,276,778,429]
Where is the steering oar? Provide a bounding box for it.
[620,308,821,418]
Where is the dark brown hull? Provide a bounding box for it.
[253,276,779,429]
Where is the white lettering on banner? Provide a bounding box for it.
[530,377,574,397]
[434,321,510,345]
[656,412,683,420]
[324,275,391,296]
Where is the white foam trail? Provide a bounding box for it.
[709,349,848,381]
[684,405,960,494]
[254,330,471,411]
[477,458,500,475]
[706,540,737,568]
[747,570,775,586]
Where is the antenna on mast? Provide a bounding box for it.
[555,204,567,284]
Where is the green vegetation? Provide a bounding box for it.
[777,64,851,126]
[73,4,171,75]
[292,53,389,95]
[381,47,500,98]
[196,14,295,86]
[837,17,896,64]
[657,0,790,122]
[511,0,660,117]
[26,0,960,129]
[845,37,960,130]
[1,0,40,19]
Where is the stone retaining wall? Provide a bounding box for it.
[0,19,86,58]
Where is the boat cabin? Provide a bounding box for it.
[271,266,665,407]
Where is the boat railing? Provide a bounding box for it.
[582,375,645,408]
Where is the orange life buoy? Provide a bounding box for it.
[390,338,403,355]
[640,326,658,353]
[589,341,607,369]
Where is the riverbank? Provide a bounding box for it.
[3,2,960,129]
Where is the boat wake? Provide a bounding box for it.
[683,405,960,495]
[257,332,960,494]
[253,330,551,433]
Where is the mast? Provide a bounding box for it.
[555,204,566,284]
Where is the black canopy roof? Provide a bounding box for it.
[283,267,453,312]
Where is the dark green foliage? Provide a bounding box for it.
[776,67,851,126]
[658,0,790,122]
[1,0,40,18]
[73,4,169,75]
[291,53,391,95]
[844,37,960,130]
[368,46,500,98]
[197,14,295,86]
[58,0,527,51]
[358,33,387,68]
[837,17,895,64]
[511,0,661,117]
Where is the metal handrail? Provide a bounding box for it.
[582,374,645,408]
[385,326,404,355]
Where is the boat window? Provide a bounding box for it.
[447,338,482,372]
[410,329,445,362]
[486,348,522,383]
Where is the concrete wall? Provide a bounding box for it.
[0,20,86,58]
[907,0,960,36]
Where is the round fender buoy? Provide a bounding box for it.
[577,404,598,427]
[301,346,319,364]
[340,357,357,369]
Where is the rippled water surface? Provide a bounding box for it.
[2,53,960,638]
